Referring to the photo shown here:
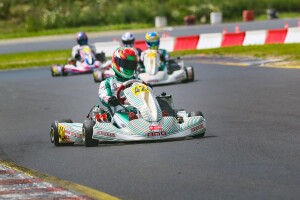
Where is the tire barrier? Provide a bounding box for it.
[160,37,176,52]
[93,25,299,55]
[243,30,267,46]
[173,35,199,51]
[134,40,148,52]
[221,32,245,47]
[197,33,223,49]
[94,41,120,57]
[284,27,300,44]
[265,29,287,44]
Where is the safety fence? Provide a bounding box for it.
[95,25,300,57]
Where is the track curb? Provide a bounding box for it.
[0,159,120,200]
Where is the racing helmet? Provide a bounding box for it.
[121,32,135,47]
[112,47,138,79]
[145,32,160,50]
[76,31,88,45]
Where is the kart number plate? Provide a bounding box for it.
[132,85,149,96]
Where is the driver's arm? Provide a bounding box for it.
[98,80,112,107]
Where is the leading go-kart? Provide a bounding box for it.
[50,79,206,147]
[51,45,101,76]
[138,50,194,85]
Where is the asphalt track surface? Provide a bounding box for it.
[0,62,300,200]
[0,18,299,54]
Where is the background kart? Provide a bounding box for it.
[50,79,206,147]
[51,45,101,76]
[138,50,194,85]
[93,51,194,85]
[93,60,115,82]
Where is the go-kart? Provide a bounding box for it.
[138,50,194,85]
[51,45,101,76]
[93,60,115,82]
[50,79,206,147]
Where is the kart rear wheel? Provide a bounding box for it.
[50,119,73,146]
[51,66,56,77]
[62,65,68,76]
[189,111,205,137]
[83,120,98,147]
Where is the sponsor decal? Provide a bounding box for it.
[149,125,162,130]
[147,131,167,137]
[147,79,159,83]
[65,129,81,138]
[191,124,204,132]
[100,85,105,90]
[58,125,67,142]
[147,52,157,58]
[97,130,116,137]
[132,85,149,96]
[113,83,117,89]
[175,74,185,80]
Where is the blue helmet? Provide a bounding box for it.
[76,31,88,45]
[145,32,160,50]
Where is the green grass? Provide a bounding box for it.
[256,12,300,20]
[173,43,300,65]
[1,43,300,70]
[0,50,70,69]
[0,23,152,40]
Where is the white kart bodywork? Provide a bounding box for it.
[138,50,194,85]
[51,80,205,146]
[51,45,100,76]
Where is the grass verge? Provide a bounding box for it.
[1,43,300,70]
[170,43,300,66]
[0,23,152,40]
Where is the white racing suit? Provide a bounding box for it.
[71,44,97,67]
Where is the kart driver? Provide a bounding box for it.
[121,32,142,58]
[98,47,138,115]
[141,31,170,71]
[70,31,98,64]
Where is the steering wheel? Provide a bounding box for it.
[117,79,146,104]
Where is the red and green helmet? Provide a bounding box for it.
[112,47,138,79]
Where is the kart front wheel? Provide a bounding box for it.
[83,120,98,147]
[188,111,204,118]
[186,66,194,82]
[93,71,103,82]
[50,119,73,146]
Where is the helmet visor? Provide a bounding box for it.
[122,39,134,45]
[114,56,137,70]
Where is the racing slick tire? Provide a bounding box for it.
[50,119,74,146]
[188,111,205,137]
[93,71,103,83]
[51,66,56,77]
[62,65,68,76]
[83,119,98,147]
[186,66,194,82]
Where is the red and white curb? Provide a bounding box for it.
[0,162,120,200]
[0,165,93,199]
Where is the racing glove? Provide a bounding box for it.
[108,96,120,107]
[75,53,81,61]
[146,83,152,89]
